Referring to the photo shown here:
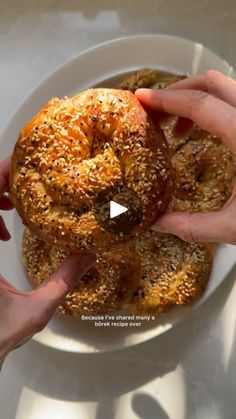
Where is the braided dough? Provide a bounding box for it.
[23,228,213,316]
[11,89,172,252]
[20,70,236,317]
[170,129,236,212]
[23,228,139,315]
[124,232,214,315]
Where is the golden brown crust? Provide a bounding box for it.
[170,130,236,212]
[117,69,159,92]
[22,228,139,315]
[116,70,188,154]
[159,116,189,155]
[11,88,172,252]
[20,70,235,318]
[23,227,213,317]
[123,232,214,315]
[117,69,236,209]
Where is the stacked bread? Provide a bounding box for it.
[10,70,236,316]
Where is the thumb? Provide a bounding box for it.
[151,211,230,243]
[32,253,95,305]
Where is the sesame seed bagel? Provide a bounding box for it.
[116,69,188,155]
[22,228,139,316]
[23,227,213,317]
[10,88,172,252]
[120,69,235,207]
[170,129,236,213]
[123,232,214,316]
[118,69,159,92]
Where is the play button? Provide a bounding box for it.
[110,201,128,219]
[93,185,143,235]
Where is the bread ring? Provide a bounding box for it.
[117,68,186,92]
[22,228,139,316]
[123,231,213,315]
[23,227,213,317]
[170,131,236,212]
[117,69,159,92]
[116,69,188,154]
[10,88,172,252]
[150,70,235,210]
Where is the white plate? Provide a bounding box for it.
[1,34,236,353]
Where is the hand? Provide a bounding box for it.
[136,70,236,244]
[0,157,95,361]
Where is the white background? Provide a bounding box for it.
[1,1,236,418]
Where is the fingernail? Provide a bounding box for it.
[135,88,152,98]
[135,88,149,93]
[151,223,168,233]
[68,253,96,272]
[77,253,96,273]
[62,253,96,289]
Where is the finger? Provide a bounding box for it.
[0,195,14,210]
[166,70,236,108]
[33,253,96,303]
[136,89,236,155]
[0,157,11,195]
[151,211,230,243]
[0,274,17,293]
[0,216,11,241]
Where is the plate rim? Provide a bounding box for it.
[1,33,235,353]
[0,33,233,138]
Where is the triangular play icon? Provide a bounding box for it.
[109,200,128,219]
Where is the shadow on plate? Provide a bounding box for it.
[132,393,170,419]
[1,266,235,419]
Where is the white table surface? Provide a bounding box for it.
[1,1,236,418]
